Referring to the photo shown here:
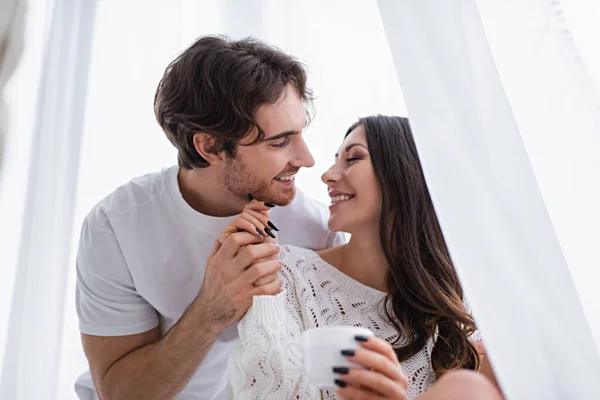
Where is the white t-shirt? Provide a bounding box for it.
[74,166,346,400]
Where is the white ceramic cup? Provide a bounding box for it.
[291,326,374,390]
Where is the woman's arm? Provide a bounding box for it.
[223,199,321,398]
[227,286,319,399]
[334,338,504,400]
[474,342,503,396]
[228,291,294,398]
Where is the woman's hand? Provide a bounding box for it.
[336,336,409,400]
[219,199,279,245]
[219,197,281,288]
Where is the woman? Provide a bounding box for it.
[224,116,502,399]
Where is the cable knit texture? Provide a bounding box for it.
[228,245,459,399]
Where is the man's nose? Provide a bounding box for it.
[292,137,315,168]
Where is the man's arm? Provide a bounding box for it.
[82,295,222,400]
[79,230,282,400]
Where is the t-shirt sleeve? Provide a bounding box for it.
[76,212,159,336]
[326,231,348,248]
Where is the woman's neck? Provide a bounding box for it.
[319,229,390,292]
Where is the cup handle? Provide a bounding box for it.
[286,340,304,374]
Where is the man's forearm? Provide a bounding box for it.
[100,298,224,400]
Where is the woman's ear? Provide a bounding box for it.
[193,132,225,165]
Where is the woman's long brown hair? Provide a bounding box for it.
[346,115,479,373]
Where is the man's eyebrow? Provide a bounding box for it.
[262,118,309,142]
[262,130,299,142]
[335,143,368,158]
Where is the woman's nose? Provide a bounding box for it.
[321,164,341,184]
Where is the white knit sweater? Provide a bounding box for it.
[227,245,440,400]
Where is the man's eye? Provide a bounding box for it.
[272,137,290,148]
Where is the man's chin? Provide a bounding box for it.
[258,186,296,206]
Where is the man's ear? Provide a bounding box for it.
[193,133,226,165]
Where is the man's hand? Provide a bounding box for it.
[217,198,282,293]
[196,231,283,330]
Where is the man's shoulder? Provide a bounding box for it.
[270,189,345,250]
[293,189,330,213]
[272,189,329,225]
[84,167,174,228]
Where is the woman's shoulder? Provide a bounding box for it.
[278,245,321,270]
[276,245,325,303]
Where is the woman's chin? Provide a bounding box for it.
[327,215,348,233]
[328,214,375,237]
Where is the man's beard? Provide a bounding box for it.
[222,155,296,206]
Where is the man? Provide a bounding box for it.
[75,35,345,400]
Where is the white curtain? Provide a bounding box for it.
[377,0,600,398]
[0,0,97,398]
[0,0,26,169]
[1,0,599,399]
[476,0,600,345]
[0,0,30,365]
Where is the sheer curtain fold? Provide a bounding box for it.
[377,0,600,398]
[476,0,600,345]
[0,1,97,399]
[0,0,26,169]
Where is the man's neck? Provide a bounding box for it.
[178,167,246,217]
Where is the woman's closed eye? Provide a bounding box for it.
[346,155,363,163]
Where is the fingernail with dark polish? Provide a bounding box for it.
[333,367,349,374]
[264,202,275,208]
[247,194,254,201]
[267,221,279,231]
[334,379,346,388]
[355,335,369,342]
[255,227,264,237]
[341,349,355,357]
[264,228,276,239]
